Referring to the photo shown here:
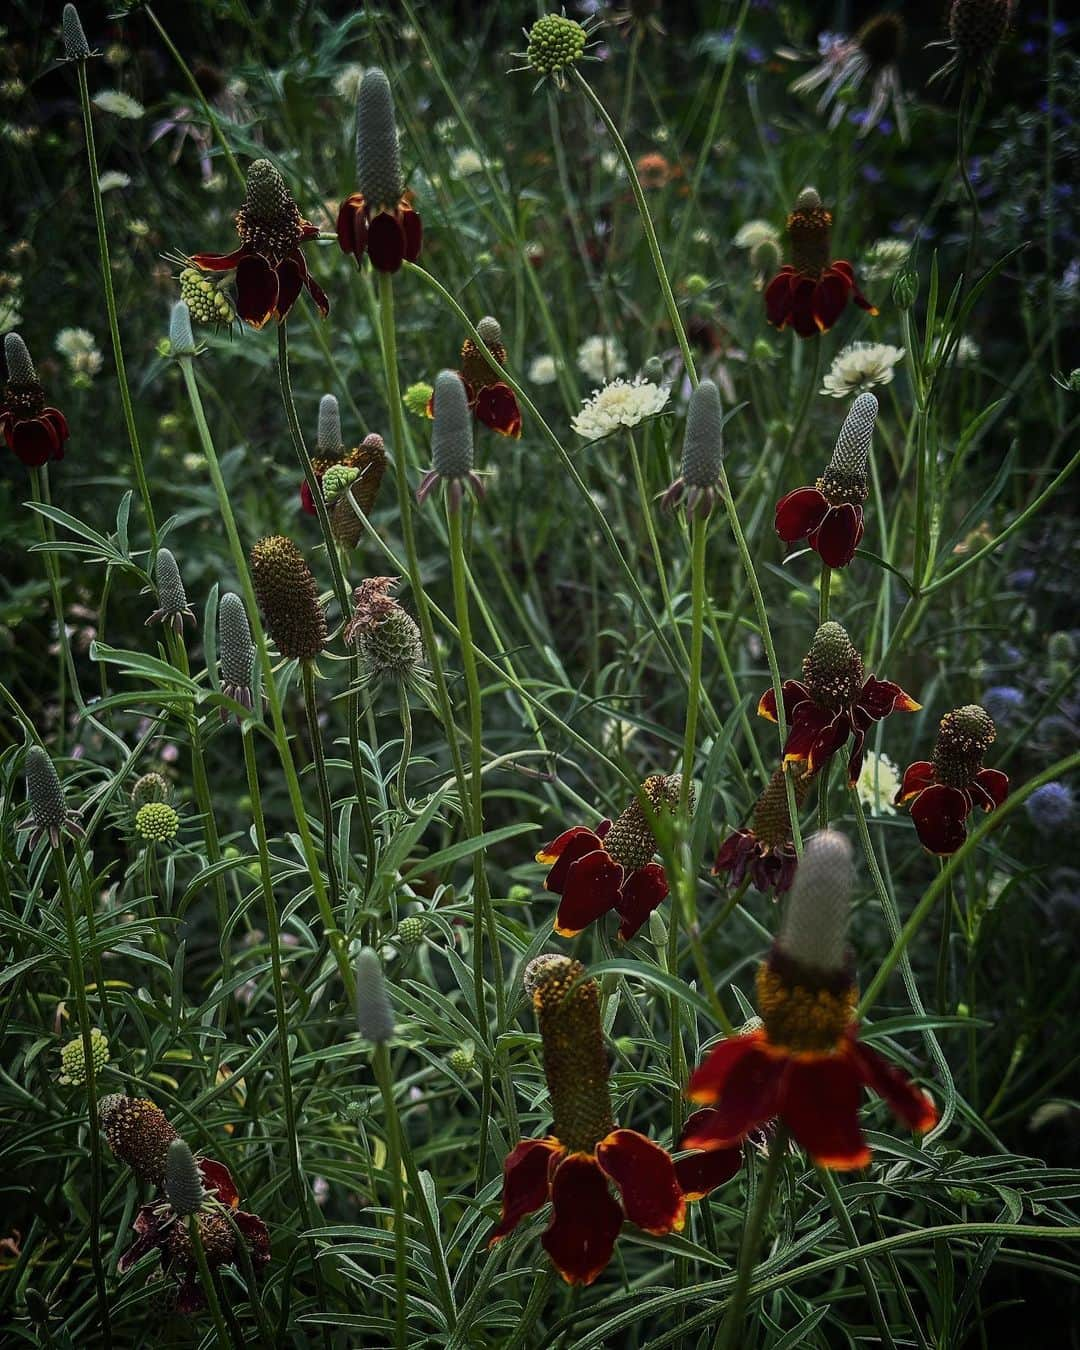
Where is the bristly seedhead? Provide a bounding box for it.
[146,549,196,634]
[218,591,255,721]
[934,0,1012,85]
[802,621,864,708]
[99,1095,179,1184]
[4,333,37,386]
[355,947,395,1044]
[164,1140,205,1217]
[933,704,997,786]
[531,956,614,1153]
[355,68,403,211]
[62,4,91,60]
[787,186,833,276]
[776,830,855,976]
[250,535,326,662]
[821,391,876,502]
[317,394,343,456]
[168,301,198,357]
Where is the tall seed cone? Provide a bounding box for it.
[355,68,403,211]
[24,746,67,836]
[680,378,723,489]
[316,394,344,457]
[605,774,683,871]
[62,3,91,59]
[431,370,475,480]
[932,704,996,786]
[332,434,387,548]
[164,1139,205,1216]
[532,957,614,1154]
[752,767,811,849]
[802,621,864,707]
[236,159,303,255]
[250,535,326,662]
[4,333,37,386]
[218,591,255,699]
[356,947,395,1043]
[99,1094,179,1183]
[151,549,192,628]
[787,186,832,277]
[821,392,876,502]
[775,830,855,976]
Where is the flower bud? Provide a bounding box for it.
[355,947,395,1044]
[58,1026,109,1085]
[431,370,474,480]
[147,548,195,633]
[776,830,855,975]
[525,14,588,82]
[447,1044,475,1076]
[250,535,326,662]
[750,238,781,276]
[892,266,918,310]
[641,356,665,383]
[4,332,37,385]
[99,1094,178,1183]
[680,378,723,490]
[395,915,425,947]
[218,591,255,719]
[164,1139,205,1216]
[131,772,169,807]
[168,301,198,357]
[355,69,403,212]
[317,394,343,456]
[323,464,359,503]
[62,4,91,60]
[178,271,234,328]
[135,801,180,843]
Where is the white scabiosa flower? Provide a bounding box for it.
[955,335,980,365]
[97,170,131,193]
[55,327,103,378]
[862,238,910,282]
[450,147,484,178]
[821,342,905,398]
[92,90,144,119]
[333,64,366,101]
[571,377,670,441]
[528,354,558,385]
[734,219,781,251]
[576,335,627,383]
[855,750,900,816]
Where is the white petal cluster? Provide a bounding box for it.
[734,219,780,250]
[576,335,627,383]
[821,342,905,398]
[855,751,900,816]
[571,377,670,441]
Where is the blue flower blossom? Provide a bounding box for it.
[1026,782,1075,832]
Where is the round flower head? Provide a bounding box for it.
[520,14,594,88]
[250,535,326,662]
[661,378,723,517]
[355,947,395,1044]
[100,1094,179,1183]
[820,342,905,399]
[2,333,70,468]
[932,0,1012,86]
[177,274,233,331]
[131,771,169,808]
[59,1026,110,1086]
[571,377,669,442]
[62,4,92,60]
[344,577,426,691]
[19,744,84,850]
[145,548,196,634]
[1026,782,1074,834]
[136,801,180,844]
[395,915,426,948]
[416,370,485,510]
[218,591,256,722]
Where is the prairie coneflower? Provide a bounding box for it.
[145,549,196,633]
[789,15,909,141]
[217,592,256,723]
[1,333,70,467]
[490,957,730,1285]
[426,317,522,438]
[537,775,683,939]
[299,396,387,543]
[18,745,84,850]
[895,705,1008,855]
[759,622,919,785]
[685,832,937,1168]
[250,535,326,662]
[188,160,328,329]
[774,392,877,568]
[764,188,876,339]
[336,68,422,274]
[661,377,722,517]
[714,767,811,895]
[416,370,485,509]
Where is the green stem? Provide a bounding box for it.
[394,681,415,813]
[188,1216,231,1348]
[715,1126,787,1350]
[302,661,342,915]
[936,860,954,1014]
[819,1168,897,1350]
[373,1044,408,1350]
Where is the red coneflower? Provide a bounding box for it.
[775,392,877,569]
[1,333,69,468]
[491,957,732,1285]
[537,774,682,940]
[426,317,522,438]
[764,188,876,339]
[188,159,328,329]
[686,833,937,1169]
[714,767,810,895]
[895,704,1009,854]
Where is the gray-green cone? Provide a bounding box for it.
[662,377,723,517]
[356,948,395,1044]
[218,592,255,721]
[355,69,403,212]
[823,392,876,497]
[62,4,91,60]
[146,549,195,634]
[776,830,854,975]
[4,333,37,386]
[20,745,83,850]
[316,394,344,457]
[417,371,484,509]
[168,301,198,357]
[164,1139,205,1216]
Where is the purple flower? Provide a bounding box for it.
[981,686,1024,723]
[1026,782,1074,833]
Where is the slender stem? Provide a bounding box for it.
[394,681,415,812]
[373,1044,408,1350]
[680,515,707,816]
[74,63,157,550]
[936,860,954,1014]
[715,1127,787,1350]
[188,1216,231,1348]
[819,1169,897,1350]
[302,661,342,914]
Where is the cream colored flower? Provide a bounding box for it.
[450,148,484,178]
[528,354,559,385]
[333,64,366,101]
[855,751,900,816]
[862,238,910,282]
[821,342,905,398]
[571,378,670,441]
[55,328,103,378]
[92,90,144,119]
[576,335,627,383]
[734,219,781,251]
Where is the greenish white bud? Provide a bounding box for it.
[355,947,395,1043]
[4,333,36,385]
[827,392,877,480]
[431,370,474,479]
[355,68,403,211]
[641,356,664,383]
[164,1139,204,1216]
[777,831,854,974]
[168,301,197,357]
[681,379,723,488]
[317,394,343,456]
[131,772,170,807]
[795,186,821,211]
[62,4,91,60]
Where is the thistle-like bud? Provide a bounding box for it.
[323,465,358,503]
[404,381,435,418]
[135,801,180,843]
[99,1094,179,1183]
[605,774,683,871]
[531,957,614,1153]
[168,301,198,357]
[820,392,876,503]
[524,14,589,84]
[250,535,326,662]
[20,745,83,850]
[447,1044,475,1076]
[317,394,344,457]
[892,265,918,310]
[178,271,234,328]
[4,332,37,385]
[948,0,1011,72]
[787,186,833,277]
[62,4,91,60]
[802,622,864,707]
[776,831,855,975]
[218,591,255,721]
[932,704,996,787]
[58,1026,110,1085]
[146,548,196,634]
[355,947,395,1044]
[131,772,169,807]
[164,1139,205,1216]
[416,370,484,510]
[641,356,665,384]
[355,69,403,212]
[662,377,724,518]
[395,915,426,948]
[750,237,782,278]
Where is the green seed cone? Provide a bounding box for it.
[4,333,36,386]
[164,1139,205,1216]
[218,592,255,691]
[430,370,474,480]
[680,378,723,489]
[244,159,291,222]
[355,947,395,1044]
[250,535,326,662]
[355,68,403,211]
[25,746,66,832]
[62,3,91,59]
[154,548,189,617]
[827,392,877,484]
[777,830,854,975]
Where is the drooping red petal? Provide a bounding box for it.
[684,1038,784,1145]
[809,503,863,568]
[775,486,829,543]
[274,255,305,321]
[233,1210,272,1267]
[300,478,318,516]
[336,194,365,256]
[9,418,58,467]
[846,726,868,787]
[713,829,755,883]
[475,383,522,438]
[402,205,423,262]
[896,761,935,804]
[674,1119,742,1200]
[910,782,971,855]
[489,1137,561,1244]
[174,1271,208,1315]
[789,275,821,338]
[44,407,70,445]
[615,862,669,941]
[235,253,280,329]
[780,1053,870,1169]
[304,270,330,318]
[973,768,1009,808]
[541,1153,622,1287]
[858,676,921,721]
[537,825,605,891]
[806,709,852,776]
[190,246,249,272]
[596,1129,685,1235]
[367,211,406,273]
[764,268,795,328]
[758,680,810,725]
[553,849,624,936]
[846,1036,938,1134]
[814,270,852,333]
[784,701,836,767]
[118,1206,163,1273]
[198,1157,240,1208]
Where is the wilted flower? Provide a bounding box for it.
[765,188,876,339]
[345,577,426,690]
[759,621,920,784]
[571,376,669,441]
[790,15,909,140]
[58,1027,110,1086]
[895,705,1008,854]
[714,767,811,895]
[18,745,84,850]
[687,832,937,1168]
[188,159,328,328]
[931,0,1013,86]
[100,1095,179,1183]
[577,335,627,383]
[820,342,904,398]
[2,333,70,467]
[250,535,326,662]
[145,549,196,634]
[855,751,901,816]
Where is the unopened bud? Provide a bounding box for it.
[164,1139,205,1216]
[62,4,91,60]
[355,69,403,211]
[168,301,198,357]
[355,947,395,1044]
[4,332,37,385]
[777,830,854,974]
[680,378,723,489]
[431,370,474,480]
[317,394,343,456]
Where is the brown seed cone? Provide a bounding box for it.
[949,0,1010,61]
[751,767,811,849]
[250,535,326,662]
[787,188,832,277]
[99,1094,179,1184]
[802,622,864,708]
[532,957,614,1154]
[605,774,683,871]
[932,704,996,787]
[332,435,387,548]
[167,1212,236,1267]
[235,159,304,257]
[460,336,507,390]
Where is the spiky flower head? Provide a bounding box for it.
[395,915,426,948]
[58,1027,110,1085]
[176,275,232,332]
[605,774,685,871]
[236,159,304,256]
[345,577,426,689]
[355,68,403,212]
[250,535,326,662]
[662,377,723,517]
[935,0,1012,84]
[218,591,255,722]
[164,1140,205,1217]
[932,704,996,787]
[802,622,864,708]
[818,391,876,505]
[19,745,84,850]
[787,186,833,278]
[131,772,169,808]
[99,1094,179,1183]
[355,947,395,1044]
[145,548,196,634]
[135,801,180,844]
[531,956,613,1153]
[522,14,590,88]
[316,394,344,457]
[416,370,484,510]
[62,4,92,60]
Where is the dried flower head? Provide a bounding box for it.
[931,0,1012,86]
[345,577,426,690]
[131,772,170,808]
[250,535,326,662]
[100,1094,179,1183]
[145,549,196,633]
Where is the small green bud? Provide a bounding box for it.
[447,1044,475,1076]
[395,915,426,947]
[164,1139,205,1216]
[135,801,180,843]
[525,14,588,82]
[892,266,918,309]
[131,772,169,807]
[403,381,434,417]
[641,356,665,383]
[322,464,359,503]
[147,548,195,633]
[58,1027,110,1085]
[168,301,198,356]
[683,273,710,297]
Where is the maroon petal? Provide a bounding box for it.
[764,269,794,328]
[536,825,606,894]
[805,709,851,776]
[233,1210,272,1268]
[336,195,366,258]
[809,503,863,568]
[846,1035,938,1134]
[615,862,668,941]
[198,1158,239,1207]
[10,418,58,467]
[789,275,821,338]
[367,212,406,273]
[489,1137,561,1244]
[674,1136,742,1200]
[896,760,935,804]
[541,1154,622,1287]
[553,850,624,936]
[274,255,305,321]
[684,1037,783,1146]
[596,1129,685,1235]
[858,676,921,721]
[118,1206,164,1273]
[784,701,835,768]
[973,768,1009,809]
[909,783,971,855]
[402,206,423,262]
[775,486,828,543]
[475,383,522,438]
[780,1053,870,1169]
[814,270,852,333]
[235,253,279,329]
[190,246,249,272]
